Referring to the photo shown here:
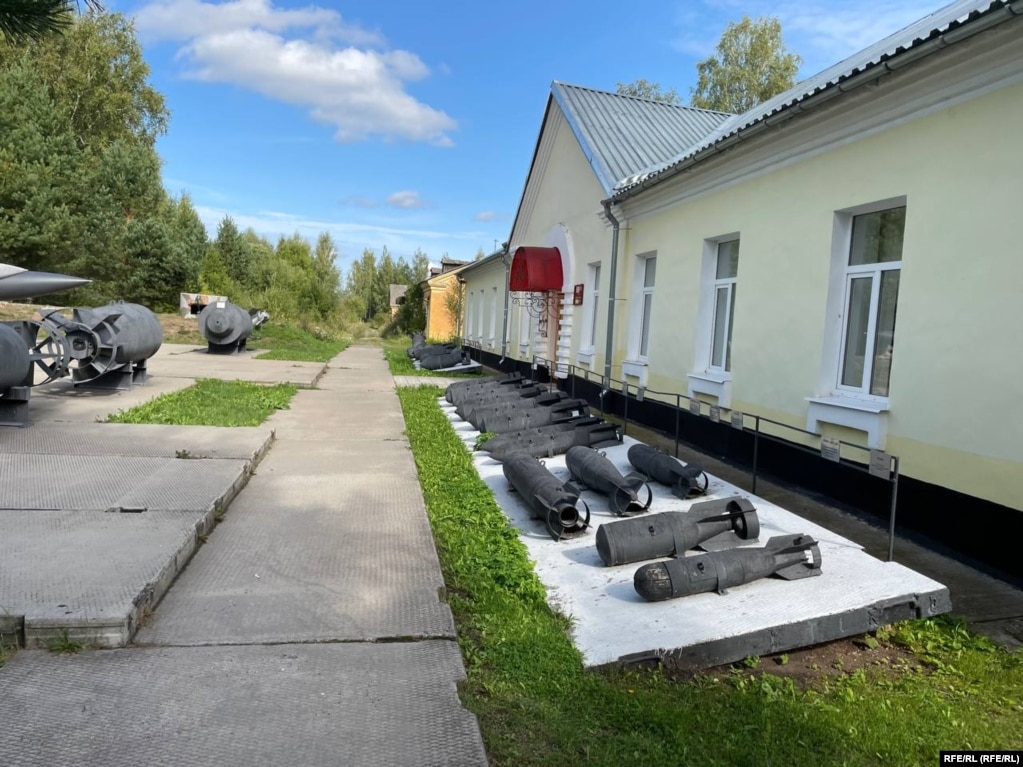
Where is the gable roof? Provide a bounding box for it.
[613,0,1022,199]
[551,82,732,195]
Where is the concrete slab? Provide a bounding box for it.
[0,422,271,460]
[26,376,193,424]
[135,461,454,645]
[0,454,252,511]
[0,643,488,767]
[148,343,324,385]
[0,509,209,647]
[0,421,272,647]
[442,400,950,669]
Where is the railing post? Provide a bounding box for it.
[674,395,681,458]
[622,382,629,437]
[887,456,900,562]
[752,416,761,496]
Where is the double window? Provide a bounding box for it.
[709,240,739,372]
[837,207,904,397]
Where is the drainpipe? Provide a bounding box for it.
[601,201,621,389]
[499,241,511,364]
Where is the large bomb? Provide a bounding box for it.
[565,446,652,516]
[199,299,254,354]
[502,453,590,541]
[634,534,822,601]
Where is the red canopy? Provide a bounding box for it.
[509,246,563,292]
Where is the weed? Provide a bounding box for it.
[47,631,83,654]
[247,323,348,362]
[107,379,297,427]
[474,432,495,451]
[175,449,192,459]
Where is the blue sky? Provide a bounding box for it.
[116,0,939,278]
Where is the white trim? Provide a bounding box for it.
[806,396,888,449]
[622,359,648,386]
[687,371,733,408]
[577,348,595,365]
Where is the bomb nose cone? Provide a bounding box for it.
[0,269,90,300]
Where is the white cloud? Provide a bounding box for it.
[473,210,502,222]
[386,190,430,210]
[133,0,456,145]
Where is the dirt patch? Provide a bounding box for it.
[664,635,922,688]
[1,302,203,345]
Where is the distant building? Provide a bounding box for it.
[388,284,408,318]
[421,257,470,340]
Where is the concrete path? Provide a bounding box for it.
[0,346,489,767]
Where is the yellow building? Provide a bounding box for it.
[421,257,469,341]
[460,1,1023,576]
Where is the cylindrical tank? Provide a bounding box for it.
[0,323,32,389]
[198,300,253,352]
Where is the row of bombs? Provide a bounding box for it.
[445,373,823,602]
[406,333,475,371]
[446,371,622,461]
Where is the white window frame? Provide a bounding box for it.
[475,289,484,342]
[625,252,656,377]
[518,300,531,355]
[808,196,907,448]
[488,286,498,348]
[465,292,474,344]
[578,262,601,364]
[689,235,739,407]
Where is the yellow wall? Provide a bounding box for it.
[616,81,1023,510]
[423,272,462,341]
[508,106,612,370]
[461,257,507,353]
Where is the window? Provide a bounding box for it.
[466,292,474,343]
[638,256,656,359]
[837,207,904,398]
[582,263,601,350]
[518,300,531,352]
[709,240,739,372]
[488,286,498,346]
[475,290,485,341]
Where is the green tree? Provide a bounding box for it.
[0,12,171,303]
[212,216,253,286]
[311,232,341,318]
[393,282,425,335]
[0,1,101,44]
[615,78,680,104]
[690,16,801,114]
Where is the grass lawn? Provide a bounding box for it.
[397,384,1023,767]
[248,322,348,362]
[107,379,297,427]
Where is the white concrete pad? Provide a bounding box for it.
[442,398,951,669]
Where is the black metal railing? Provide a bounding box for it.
[530,355,902,562]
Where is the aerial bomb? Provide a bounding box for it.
[464,390,567,429]
[479,398,590,434]
[198,299,253,354]
[595,496,759,566]
[480,418,621,462]
[634,534,822,601]
[565,446,652,516]
[446,372,525,403]
[40,302,163,389]
[627,443,709,498]
[0,264,90,301]
[502,453,590,541]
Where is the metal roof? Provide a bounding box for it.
[551,82,732,194]
[613,0,1022,198]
